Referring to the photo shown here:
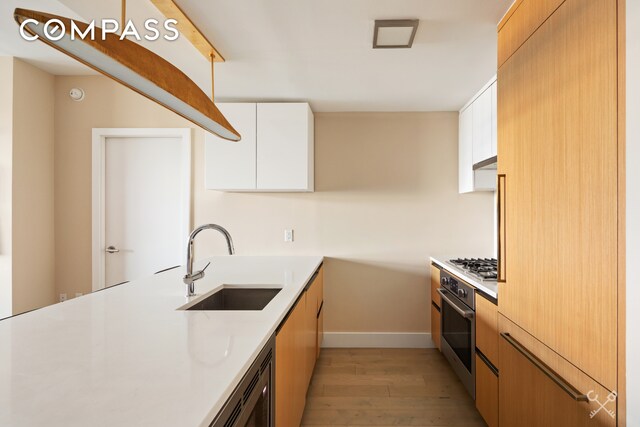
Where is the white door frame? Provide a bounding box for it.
[91,128,192,291]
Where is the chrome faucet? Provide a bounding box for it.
[183,224,235,297]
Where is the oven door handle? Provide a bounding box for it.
[437,289,474,319]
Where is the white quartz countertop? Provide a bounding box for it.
[0,256,323,427]
[430,256,498,299]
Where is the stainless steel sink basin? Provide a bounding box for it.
[185,287,281,311]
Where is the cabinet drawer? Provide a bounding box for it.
[499,315,616,427]
[476,294,499,367]
[476,354,498,427]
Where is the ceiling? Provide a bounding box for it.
[1,0,512,111]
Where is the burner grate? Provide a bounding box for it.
[449,258,498,280]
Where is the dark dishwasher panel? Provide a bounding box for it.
[210,335,275,427]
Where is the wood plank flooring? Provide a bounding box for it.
[301,348,486,426]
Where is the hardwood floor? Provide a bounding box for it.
[301,348,486,426]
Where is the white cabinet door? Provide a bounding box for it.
[257,103,314,191]
[205,103,257,190]
[472,87,492,165]
[459,106,474,193]
[491,81,498,157]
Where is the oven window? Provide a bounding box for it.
[441,301,472,371]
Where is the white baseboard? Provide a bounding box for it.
[321,332,435,349]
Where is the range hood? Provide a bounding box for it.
[473,155,498,171]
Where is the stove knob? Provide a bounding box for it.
[441,277,449,286]
[457,289,468,298]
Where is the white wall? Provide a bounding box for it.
[11,59,56,314]
[0,58,56,318]
[0,57,13,319]
[626,0,639,421]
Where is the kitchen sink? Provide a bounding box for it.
[185,287,281,311]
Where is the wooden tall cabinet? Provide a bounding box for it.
[497,0,623,423]
[498,0,618,389]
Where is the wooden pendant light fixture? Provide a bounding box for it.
[14,3,240,141]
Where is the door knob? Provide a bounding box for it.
[105,246,120,254]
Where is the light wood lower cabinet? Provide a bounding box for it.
[498,315,616,427]
[275,266,324,427]
[304,270,322,385]
[430,264,441,307]
[317,302,324,358]
[476,294,499,426]
[430,264,441,350]
[275,293,307,427]
[476,294,499,368]
[499,331,581,427]
[430,303,440,351]
[476,354,498,427]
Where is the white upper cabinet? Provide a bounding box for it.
[458,75,497,193]
[257,103,314,191]
[205,102,314,192]
[490,81,497,158]
[459,107,474,193]
[472,86,493,164]
[205,103,257,191]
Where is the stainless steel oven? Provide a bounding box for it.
[438,270,476,398]
[211,335,274,427]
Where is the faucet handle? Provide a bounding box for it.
[200,261,211,275]
[193,261,212,280]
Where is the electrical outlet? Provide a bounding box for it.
[284,229,294,242]
[59,293,67,302]
[75,293,83,298]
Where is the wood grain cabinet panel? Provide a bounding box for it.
[476,354,498,427]
[430,264,441,307]
[476,294,499,367]
[430,303,441,350]
[316,266,324,358]
[275,295,306,427]
[430,264,441,350]
[276,265,324,426]
[305,271,323,383]
[317,303,324,359]
[497,0,618,390]
[498,0,566,67]
[498,315,616,427]
[499,332,582,427]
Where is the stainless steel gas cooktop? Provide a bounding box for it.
[448,258,498,282]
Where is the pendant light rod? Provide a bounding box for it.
[210,52,215,101]
[150,0,225,62]
[121,0,126,30]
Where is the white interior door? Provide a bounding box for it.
[96,131,190,288]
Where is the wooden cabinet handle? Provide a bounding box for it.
[497,174,506,283]
[501,333,588,402]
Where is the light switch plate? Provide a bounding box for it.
[284,229,294,242]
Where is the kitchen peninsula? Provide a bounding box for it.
[0,256,323,426]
